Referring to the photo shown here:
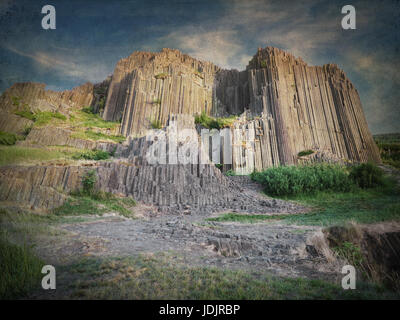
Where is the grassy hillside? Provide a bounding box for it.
[374,133,400,169]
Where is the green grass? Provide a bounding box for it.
[0,145,72,166]
[0,232,44,299]
[72,109,119,130]
[150,119,162,129]
[15,110,67,127]
[374,133,400,169]
[14,110,35,121]
[56,254,398,299]
[0,131,25,145]
[71,130,125,143]
[54,192,136,218]
[280,187,400,226]
[209,182,400,227]
[72,149,111,161]
[194,112,237,130]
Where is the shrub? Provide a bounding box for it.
[225,169,236,176]
[150,119,162,129]
[0,131,24,145]
[349,162,385,189]
[260,60,268,68]
[194,112,236,130]
[82,106,94,114]
[250,163,353,196]
[298,149,314,157]
[15,110,67,126]
[155,73,168,80]
[72,149,111,161]
[333,241,364,268]
[14,110,35,121]
[34,111,67,126]
[82,170,97,195]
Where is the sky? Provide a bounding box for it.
[0,0,399,134]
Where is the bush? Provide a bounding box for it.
[0,131,24,145]
[194,112,236,130]
[82,170,97,195]
[155,73,168,80]
[251,163,353,196]
[14,110,35,121]
[72,149,111,161]
[349,162,385,189]
[150,119,162,129]
[225,169,236,176]
[15,110,67,126]
[81,106,94,114]
[298,149,314,157]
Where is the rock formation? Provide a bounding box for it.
[101,47,380,173]
[0,46,380,178]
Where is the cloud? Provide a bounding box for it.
[159,29,249,70]
[344,48,400,133]
[2,44,108,84]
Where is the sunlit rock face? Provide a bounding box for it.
[103,47,380,169]
[0,46,380,172]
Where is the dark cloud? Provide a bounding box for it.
[0,0,398,133]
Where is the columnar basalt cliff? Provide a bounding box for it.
[101,47,380,172]
[103,48,220,136]
[0,46,380,175]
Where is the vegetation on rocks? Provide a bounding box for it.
[0,131,24,145]
[154,73,168,80]
[15,110,67,126]
[71,129,125,143]
[0,145,72,166]
[150,119,163,129]
[298,149,314,157]
[72,149,111,161]
[195,112,237,130]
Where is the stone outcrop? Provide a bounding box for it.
[0,82,94,114]
[0,82,95,135]
[0,160,299,214]
[103,48,220,135]
[0,46,380,175]
[101,47,380,172]
[18,126,119,152]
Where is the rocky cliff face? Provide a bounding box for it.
[102,47,380,171]
[0,82,94,134]
[103,48,220,136]
[0,46,380,172]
